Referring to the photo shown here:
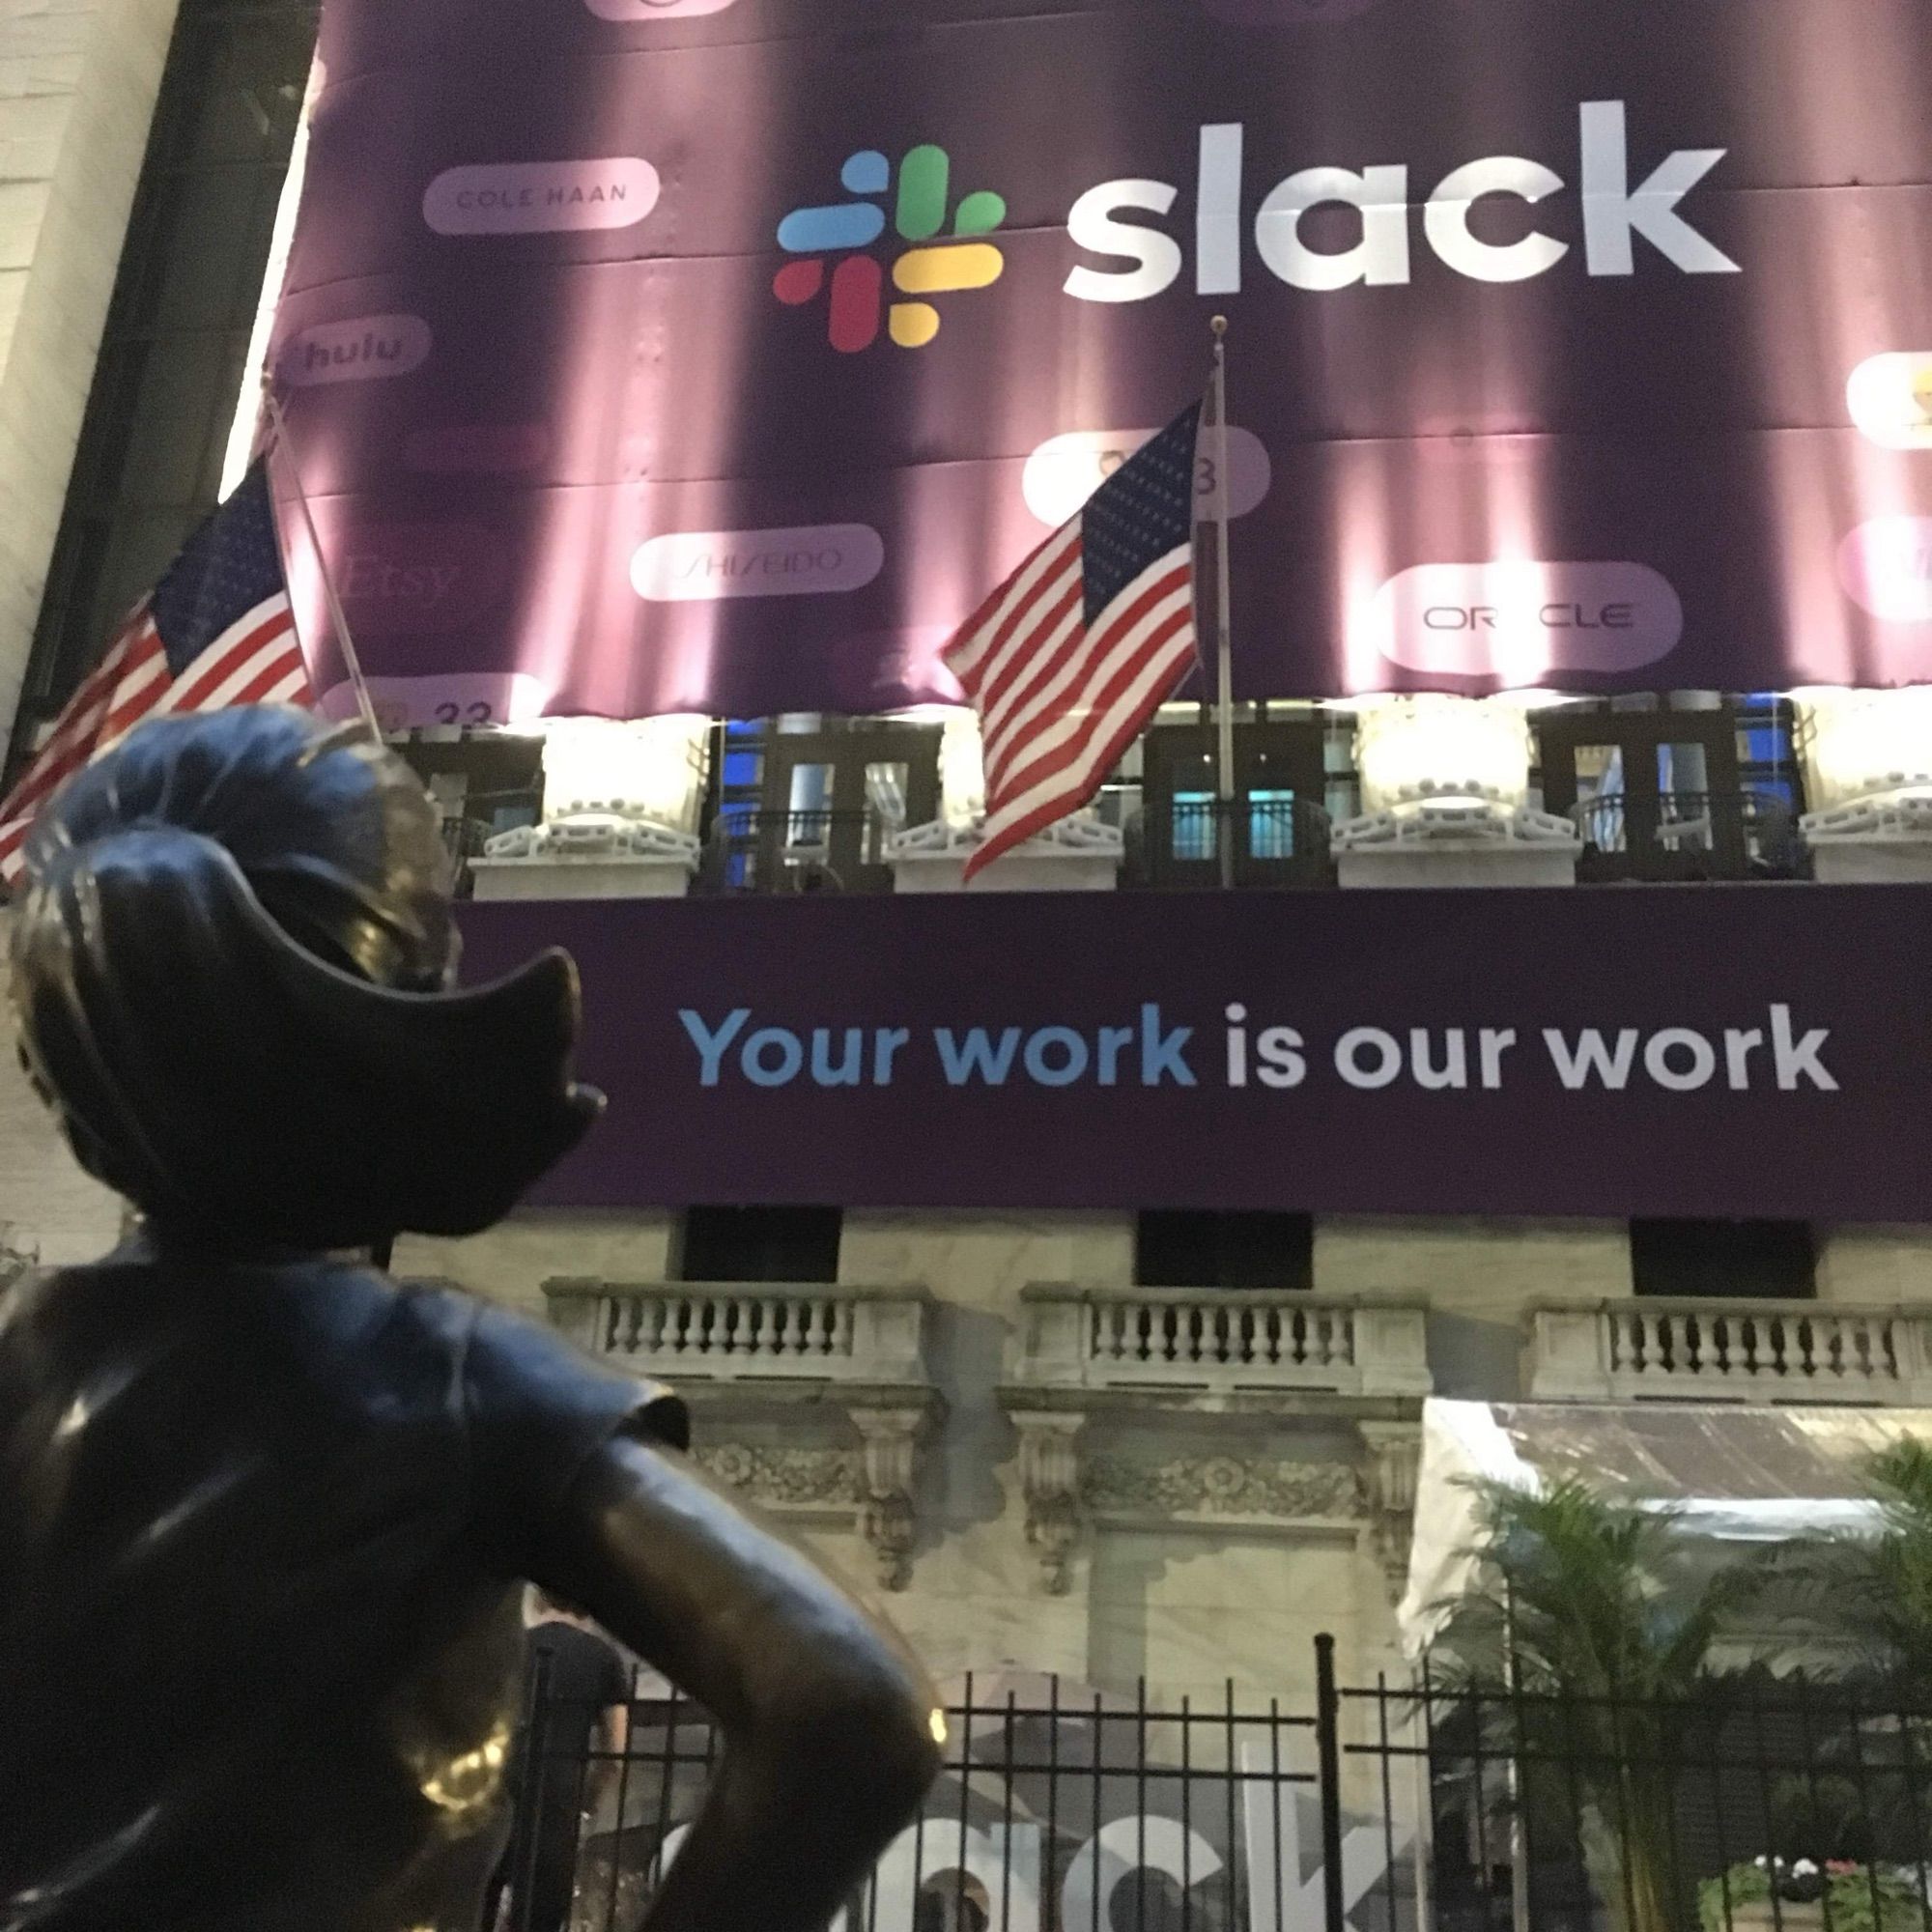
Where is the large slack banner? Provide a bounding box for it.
[282,0,1932,724]
[457,887,1932,1218]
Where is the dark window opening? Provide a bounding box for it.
[1134,1210,1313,1290]
[678,1207,841,1284]
[1630,1219,1816,1300]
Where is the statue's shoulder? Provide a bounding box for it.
[0,1250,154,1344]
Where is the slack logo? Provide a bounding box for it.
[774,144,1006,352]
[1065,100,1738,300]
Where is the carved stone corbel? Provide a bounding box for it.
[1357,1420,1422,1602]
[851,1403,938,1592]
[1011,1410,1086,1594]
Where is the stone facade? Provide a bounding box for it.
[0,1088,1928,1703]
[397,1209,1417,1703]
[0,0,183,724]
[0,913,122,1264]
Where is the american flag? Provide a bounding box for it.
[943,403,1203,881]
[0,459,311,885]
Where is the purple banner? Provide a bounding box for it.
[457,886,1932,1219]
[279,0,1932,724]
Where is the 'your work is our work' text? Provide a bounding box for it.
[677,1004,1839,1094]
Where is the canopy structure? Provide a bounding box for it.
[1396,1398,1932,1659]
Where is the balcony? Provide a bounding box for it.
[998,1284,1429,1592]
[1571,788,1809,882]
[544,1277,940,1589]
[1524,1298,1932,1405]
[545,1276,929,1385]
[1010,1284,1431,1398]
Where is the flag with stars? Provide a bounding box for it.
[0,459,311,885]
[943,402,1204,881]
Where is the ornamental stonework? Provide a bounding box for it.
[692,1444,863,1507]
[1082,1454,1360,1520]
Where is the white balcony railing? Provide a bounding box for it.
[1012,1285,1432,1398]
[1525,1299,1932,1405]
[543,1278,929,1386]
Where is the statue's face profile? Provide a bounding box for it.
[11,707,601,1251]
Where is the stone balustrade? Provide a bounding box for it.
[1525,1298,1932,1404]
[543,1278,930,1385]
[1012,1284,1433,1398]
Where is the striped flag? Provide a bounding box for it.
[0,459,311,885]
[943,403,1204,881]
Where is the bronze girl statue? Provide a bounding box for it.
[0,707,941,1932]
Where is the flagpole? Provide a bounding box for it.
[1209,315,1236,890]
[258,379,383,741]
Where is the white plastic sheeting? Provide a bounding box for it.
[1394,1399,1926,1659]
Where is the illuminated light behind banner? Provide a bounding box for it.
[277,0,1932,724]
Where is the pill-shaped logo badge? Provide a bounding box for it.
[1023,427,1271,527]
[279,315,431,385]
[318,672,553,732]
[424,159,660,235]
[583,0,735,15]
[1361,561,1684,677]
[326,523,509,635]
[403,423,553,475]
[633,526,886,601]
[1847,354,1932,451]
[1199,0,1388,22]
[1840,519,1932,623]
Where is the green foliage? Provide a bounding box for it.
[1846,1441,1932,1690]
[1698,1860,1771,1930]
[1434,1478,1760,1704]
[1434,1479,1763,1932]
[1767,1440,1932,1691]
[1697,1862,1927,1932]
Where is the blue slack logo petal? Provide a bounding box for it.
[777,202,887,253]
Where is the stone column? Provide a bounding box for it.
[1331,696,1579,887]
[890,706,1123,892]
[1797,688,1932,882]
[469,714,709,898]
[0,0,185,742]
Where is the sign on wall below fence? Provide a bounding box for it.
[456,886,1932,1220]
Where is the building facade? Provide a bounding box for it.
[4,0,1932,1747]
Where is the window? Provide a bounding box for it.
[12,0,321,772]
[1535,697,1806,881]
[1630,1219,1815,1300]
[678,1207,842,1284]
[699,719,939,894]
[1134,1210,1313,1290]
[393,731,544,890]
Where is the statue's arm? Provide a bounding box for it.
[527,1432,943,1932]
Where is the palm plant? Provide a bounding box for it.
[1433,1478,1762,1932]
[1755,1440,1932,1878]
[1776,1440,1932,1693]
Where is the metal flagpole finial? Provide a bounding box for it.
[1210,314,1229,338]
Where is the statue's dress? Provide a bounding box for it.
[0,1236,685,1932]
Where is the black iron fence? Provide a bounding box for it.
[1396,1664,1932,1932]
[488,1638,1932,1932]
